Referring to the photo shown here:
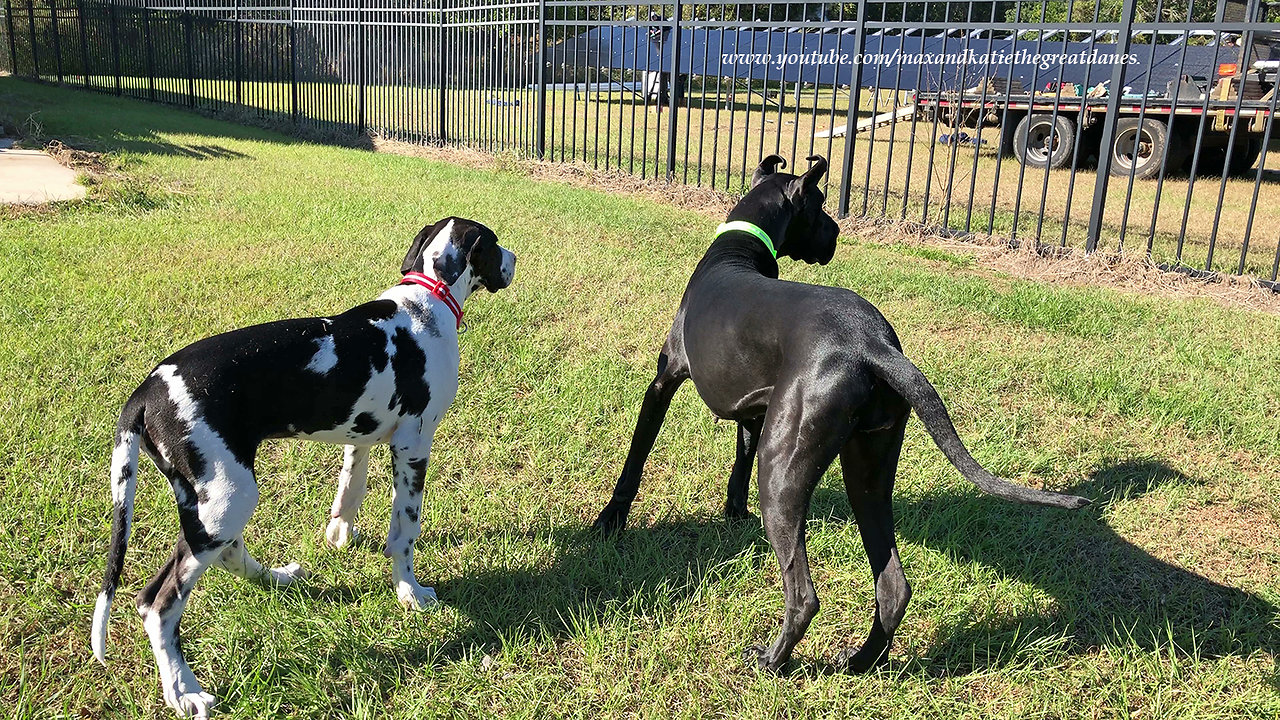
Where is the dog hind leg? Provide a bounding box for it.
[216,535,306,586]
[326,444,371,549]
[834,419,912,673]
[744,389,854,674]
[138,460,258,718]
[592,351,687,534]
[725,417,763,520]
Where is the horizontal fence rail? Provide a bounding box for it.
[4,0,1280,285]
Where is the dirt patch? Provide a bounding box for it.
[1127,501,1280,590]
[373,137,1280,314]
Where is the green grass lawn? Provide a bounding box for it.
[2,76,1279,718]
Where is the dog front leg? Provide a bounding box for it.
[326,444,370,549]
[592,353,685,535]
[387,438,437,610]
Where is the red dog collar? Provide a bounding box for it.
[398,271,464,330]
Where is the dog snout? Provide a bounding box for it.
[501,248,517,285]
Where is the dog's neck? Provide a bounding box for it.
[393,234,480,331]
[709,203,794,276]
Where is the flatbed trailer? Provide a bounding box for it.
[914,86,1278,179]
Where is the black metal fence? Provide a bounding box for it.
[5,0,1280,284]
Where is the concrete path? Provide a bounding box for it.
[0,138,87,204]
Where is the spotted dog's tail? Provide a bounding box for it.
[92,392,146,665]
[865,346,1090,509]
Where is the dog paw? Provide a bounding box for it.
[168,691,216,719]
[742,644,784,675]
[834,643,888,673]
[396,582,439,611]
[269,562,307,586]
[723,503,755,522]
[591,504,629,536]
[325,518,358,549]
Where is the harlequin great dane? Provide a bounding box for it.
[91,217,515,718]
[592,155,1089,675]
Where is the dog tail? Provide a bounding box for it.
[865,347,1089,509]
[92,392,146,665]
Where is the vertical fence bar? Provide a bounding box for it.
[233,0,240,106]
[108,0,119,94]
[183,0,194,106]
[664,0,680,179]
[4,0,16,76]
[357,0,365,134]
[49,0,63,82]
[535,0,545,158]
[436,1,446,143]
[76,0,88,86]
[289,0,297,123]
[1084,0,1138,252]
[837,0,868,218]
[1206,2,1257,271]
[24,0,36,79]
[143,4,154,101]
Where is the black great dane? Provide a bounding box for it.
[592,155,1089,674]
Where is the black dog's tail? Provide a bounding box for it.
[866,348,1089,509]
[92,391,146,665]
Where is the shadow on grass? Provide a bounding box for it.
[368,458,1278,678]
[1,77,375,159]
[873,458,1280,676]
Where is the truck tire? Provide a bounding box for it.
[1109,117,1171,180]
[1190,136,1262,177]
[1228,138,1264,175]
[1013,114,1075,169]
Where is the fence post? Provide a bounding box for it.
[664,0,680,179]
[436,1,446,143]
[4,0,17,76]
[233,0,241,105]
[534,0,545,158]
[49,0,63,82]
[356,0,365,134]
[289,0,297,123]
[837,0,868,217]
[1085,0,1138,252]
[75,0,88,86]
[108,0,119,95]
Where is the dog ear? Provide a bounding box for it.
[786,155,828,206]
[800,155,827,191]
[466,227,505,292]
[401,219,447,275]
[751,154,787,188]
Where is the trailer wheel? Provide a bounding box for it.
[1187,133,1262,177]
[1228,138,1264,175]
[1013,114,1075,169]
[1109,118,1170,180]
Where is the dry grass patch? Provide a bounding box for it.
[1125,501,1280,592]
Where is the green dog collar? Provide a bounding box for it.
[715,221,776,259]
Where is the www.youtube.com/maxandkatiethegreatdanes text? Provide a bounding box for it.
[720,48,1142,71]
